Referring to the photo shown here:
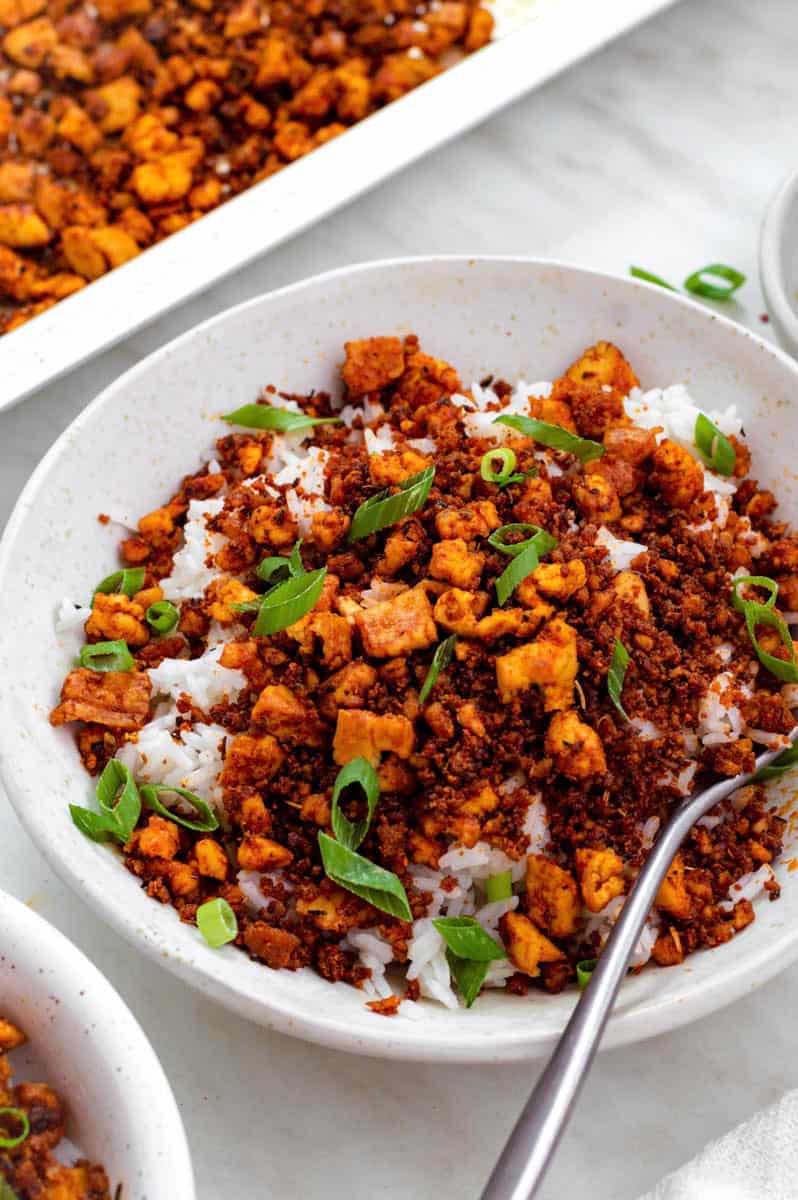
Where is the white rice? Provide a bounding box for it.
[624,384,742,451]
[697,672,750,746]
[148,642,247,710]
[160,499,227,602]
[583,895,661,969]
[55,597,92,633]
[595,527,647,573]
[720,864,776,912]
[116,716,229,805]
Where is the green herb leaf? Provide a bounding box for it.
[140,784,219,833]
[96,759,141,840]
[495,542,539,606]
[492,414,604,464]
[576,958,597,989]
[330,757,380,852]
[94,567,145,600]
[684,263,746,301]
[629,266,677,291]
[488,523,558,559]
[252,567,327,636]
[79,640,136,672]
[0,1109,29,1150]
[318,832,412,921]
[145,600,179,634]
[418,634,456,705]
[750,743,798,784]
[694,413,736,476]
[485,870,512,902]
[222,404,342,433]
[445,950,491,1008]
[432,916,506,962]
[480,448,517,486]
[608,638,630,722]
[197,898,238,948]
[347,466,435,543]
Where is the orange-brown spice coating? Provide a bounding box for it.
[0,0,493,334]
[51,335,796,999]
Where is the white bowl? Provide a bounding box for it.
[3,256,798,1064]
[0,888,194,1198]
[760,167,798,356]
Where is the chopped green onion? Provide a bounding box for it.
[94,567,145,600]
[684,263,746,301]
[629,266,677,291]
[503,468,540,487]
[347,466,435,543]
[576,958,597,989]
[145,600,179,634]
[418,634,456,705]
[493,414,604,465]
[252,567,327,636]
[608,638,630,722]
[445,952,491,1009]
[432,916,506,962]
[222,404,342,433]
[751,743,798,784]
[488,523,558,559]
[287,539,304,575]
[694,413,736,476]
[330,757,380,852]
[197,897,238,948]
[254,539,305,588]
[0,1177,20,1200]
[731,576,798,683]
[495,543,539,607]
[0,1109,29,1150]
[79,640,135,672]
[70,760,141,844]
[140,784,219,833]
[318,832,411,921]
[485,870,512,902]
[480,448,517,486]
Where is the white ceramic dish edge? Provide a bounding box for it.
[0,889,195,1200]
[3,255,798,1063]
[760,167,798,358]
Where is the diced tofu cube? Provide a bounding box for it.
[355,585,437,657]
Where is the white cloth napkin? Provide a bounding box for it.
[638,1090,798,1200]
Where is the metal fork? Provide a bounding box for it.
[479,732,798,1200]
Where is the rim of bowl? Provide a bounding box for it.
[0,888,195,1199]
[759,168,798,355]
[5,255,798,1063]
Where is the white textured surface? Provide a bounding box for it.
[0,1,797,1197]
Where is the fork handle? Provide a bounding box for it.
[478,764,755,1200]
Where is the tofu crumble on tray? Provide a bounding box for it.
[51,334,798,1013]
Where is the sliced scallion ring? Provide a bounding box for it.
[140,784,219,833]
[731,576,778,612]
[485,870,512,902]
[608,638,630,722]
[432,916,506,961]
[0,1108,29,1149]
[79,640,136,672]
[347,466,435,543]
[222,404,342,433]
[418,634,456,705]
[684,264,746,301]
[694,413,736,476]
[480,448,517,485]
[488,523,558,559]
[252,567,327,636]
[318,832,411,921]
[145,600,179,634]
[495,542,540,606]
[492,414,604,464]
[576,958,597,989]
[629,266,677,291]
[330,757,380,852]
[93,567,145,600]
[197,897,238,948]
[70,759,141,845]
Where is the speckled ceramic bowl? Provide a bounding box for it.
[2,257,798,1063]
[0,889,194,1199]
[760,167,798,357]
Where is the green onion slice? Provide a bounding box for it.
[488,523,558,559]
[255,539,304,588]
[694,413,736,477]
[145,600,179,634]
[79,640,136,672]
[432,916,506,962]
[318,832,412,921]
[445,952,491,1009]
[480,448,517,485]
[731,576,798,682]
[608,638,630,722]
[347,466,435,543]
[0,1177,20,1200]
[418,634,456,705]
[140,784,219,833]
[69,805,124,844]
[495,542,546,607]
[493,414,604,465]
[222,404,342,433]
[576,958,597,989]
[253,567,327,636]
[751,743,798,784]
[629,266,677,291]
[485,870,513,902]
[94,567,145,600]
[0,1108,29,1150]
[330,757,380,852]
[197,897,238,948]
[684,263,746,301]
[70,759,142,845]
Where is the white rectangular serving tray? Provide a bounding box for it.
[2,0,677,410]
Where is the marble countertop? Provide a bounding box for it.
[2,0,797,1196]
